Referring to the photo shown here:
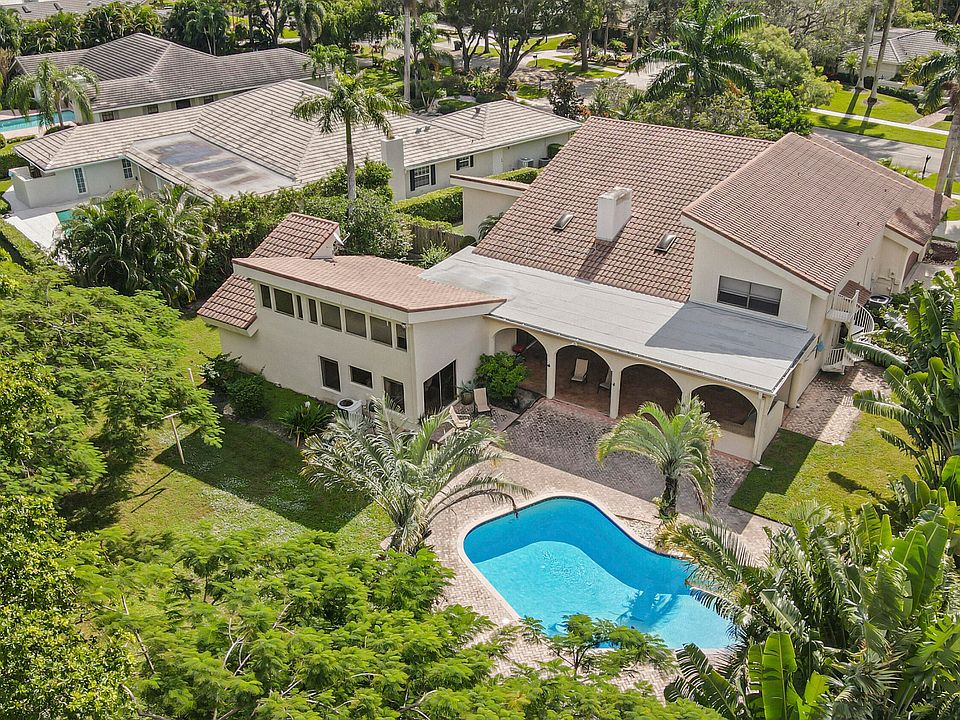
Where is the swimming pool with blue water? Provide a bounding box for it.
[462,496,732,649]
[0,111,75,132]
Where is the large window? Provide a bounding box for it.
[350,366,373,388]
[395,324,407,351]
[423,361,456,415]
[345,309,366,337]
[73,167,87,194]
[384,378,405,412]
[274,288,295,316]
[717,276,781,316]
[370,317,392,346]
[320,302,341,330]
[121,158,134,179]
[319,356,340,391]
[409,165,434,191]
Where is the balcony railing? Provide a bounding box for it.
[826,293,857,322]
[823,303,876,372]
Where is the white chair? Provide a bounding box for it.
[474,387,492,414]
[599,369,612,391]
[571,358,589,383]
[450,409,471,430]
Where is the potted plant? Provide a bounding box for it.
[458,380,476,406]
[512,342,525,353]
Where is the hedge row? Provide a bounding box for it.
[394,167,542,224]
[0,218,62,275]
[0,139,31,179]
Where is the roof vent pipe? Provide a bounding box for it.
[596,186,632,242]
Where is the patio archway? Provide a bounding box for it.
[553,345,611,414]
[617,364,683,417]
[492,327,547,395]
[693,384,757,435]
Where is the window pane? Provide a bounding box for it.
[749,283,781,303]
[295,295,303,319]
[320,302,341,330]
[717,290,749,308]
[260,284,272,308]
[370,317,392,345]
[274,289,295,316]
[308,298,318,324]
[718,276,750,296]
[344,309,366,337]
[350,366,373,387]
[384,378,405,413]
[319,356,340,391]
[396,324,407,351]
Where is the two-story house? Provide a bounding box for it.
[199,118,944,461]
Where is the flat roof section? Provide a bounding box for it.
[423,248,814,395]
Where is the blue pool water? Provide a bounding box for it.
[56,209,73,223]
[463,497,732,648]
[0,110,75,132]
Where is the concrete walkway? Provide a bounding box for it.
[814,108,948,135]
[3,186,68,252]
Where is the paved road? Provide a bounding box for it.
[813,127,942,172]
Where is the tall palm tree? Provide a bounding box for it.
[596,398,719,518]
[402,0,416,104]
[868,0,897,105]
[912,24,960,196]
[627,0,761,123]
[6,58,98,128]
[291,74,406,203]
[301,396,529,553]
[285,0,324,50]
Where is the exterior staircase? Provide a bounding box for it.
[822,303,875,373]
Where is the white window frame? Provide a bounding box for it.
[144,104,160,115]
[455,155,474,170]
[73,167,87,194]
[410,165,433,190]
[717,276,782,317]
[121,158,134,180]
[101,111,117,122]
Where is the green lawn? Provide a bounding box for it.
[516,83,548,99]
[523,34,575,52]
[807,111,946,149]
[534,58,621,78]
[933,120,952,131]
[730,415,913,523]
[359,66,403,96]
[818,87,923,124]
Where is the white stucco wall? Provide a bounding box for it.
[688,226,821,330]
[460,182,525,237]
[10,159,138,209]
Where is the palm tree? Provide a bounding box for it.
[291,74,406,203]
[627,0,761,123]
[6,58,98,128]
[868,0,897,105]
[285,0,324,50]
[301,396,529,553]
[596,398,719,518]
[912,24,960,196]
[402,0,416,104]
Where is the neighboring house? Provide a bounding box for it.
[13,34,315,123]
[849,28,949,81]
[9,79,578,209]
[0,0,145,20]
[199,118,945,462]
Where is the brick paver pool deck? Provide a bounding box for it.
[429,399,778,694]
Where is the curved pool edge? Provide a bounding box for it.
[456,491,729,645]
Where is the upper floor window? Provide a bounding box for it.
[344,309,366,337]
[456,155,474,170]
[202,95,217,104]
[101,111,117,122]
[320,301,341,330]
[717,276,781,316]
[144,104,160,115]
[370,316,392,346]
[175,99,192,110]
[395,323,407,351]
[273,288,295,316]
[121,158,134,180]
[409,165,435,191]
[260,284,272,308]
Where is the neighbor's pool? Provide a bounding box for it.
[0,110,75,132]
[463,497,732,648]
[56,209,73,224]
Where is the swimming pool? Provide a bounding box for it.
[56,209,73,224]
[0,110,75,132]
[462,496,732,648]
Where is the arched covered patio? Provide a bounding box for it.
[617,364,683,417]
[693,384,758,435]
[553,345,611,413]
[491,327,547,395]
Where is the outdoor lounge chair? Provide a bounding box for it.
[599,369,612,391]
[474,387,492,414]
[571,358,589,383]
[450,409,471,430]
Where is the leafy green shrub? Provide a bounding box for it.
[752,88,810,135]
[419,242,450,268]
[395,185,463,223]
[493,167,540,183]
[607,39,626,54]
[279,401,334,446]
[877,84,919,104]
[547,142,563,159]
[437,98,474,113]
[0,143,25,178]
[226,374,267,419]
[201,353,242,394]
[475,352,528,402]
[319,160,393,198]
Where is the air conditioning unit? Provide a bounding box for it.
[518,157,536,168]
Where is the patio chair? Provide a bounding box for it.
[450,408,471,430]
[474,387,492,415]
[571,358,589,383]
[599,369,612,391]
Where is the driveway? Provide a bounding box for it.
[814,127,942,172]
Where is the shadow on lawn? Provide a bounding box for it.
[845,89,877,123]
[728,431,818,517]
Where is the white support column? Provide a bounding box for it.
[545,349,557,399]
[751,393,771,462]
[608,367,623,419]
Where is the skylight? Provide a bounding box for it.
[655,232,677,252]
[553,212,573,231]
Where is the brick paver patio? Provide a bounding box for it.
[429,398,779,695]
[781,363,887,444]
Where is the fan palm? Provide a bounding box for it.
[6,58,98,128]
[292,74,407,204]
[627,0,761,123]
[301,396,529,553]
[596,397,719,518]
[912,24,960,195]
